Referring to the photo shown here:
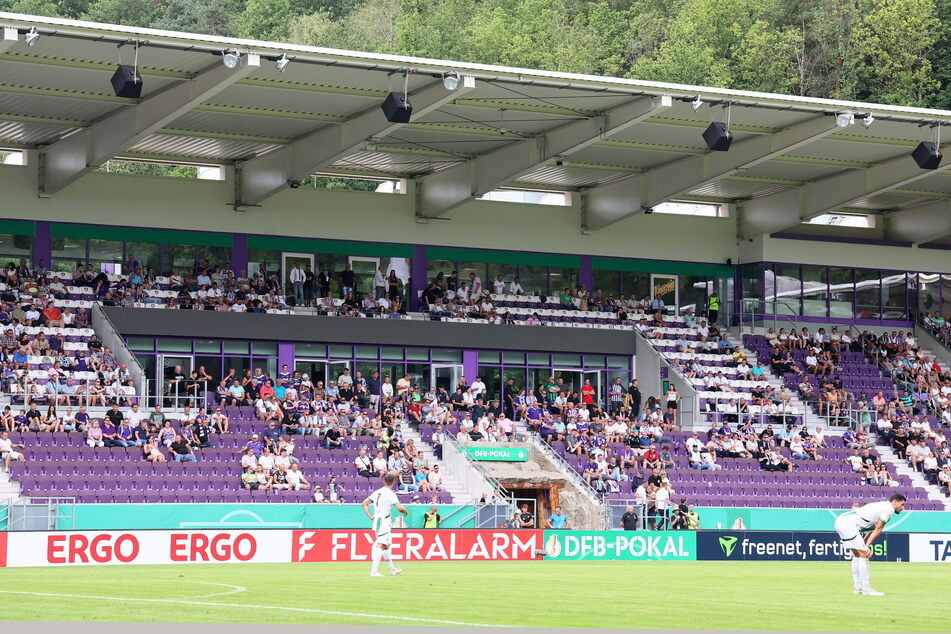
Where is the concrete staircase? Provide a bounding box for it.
[399,425,473,504]
[876,443,951,511]
[0,469,21,504]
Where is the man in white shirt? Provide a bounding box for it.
[373,266,387,300]
[492,275,506,295]
[833,494,905,596]
[362,472,408,577]
[285,463,310,490]
[508,277,524,295]
[469,377,487,401]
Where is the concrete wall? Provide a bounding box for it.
[739,235,951,274]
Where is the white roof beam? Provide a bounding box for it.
[582,115,839,231]
[39,55,260,195]
[416,95,669,218]
[236,80,473,207]
[738,153,951,239]
[885,200,951,245]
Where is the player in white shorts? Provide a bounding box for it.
[833,493,905,596]
[362,471,409,577]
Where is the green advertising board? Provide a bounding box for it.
[542,530,697,561]
[459,445,529,461]
[53,504,477,531]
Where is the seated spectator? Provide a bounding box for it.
[85,420,105,447]
[0,430,26,472]
[168,433,197,462]
[142,438,166,463]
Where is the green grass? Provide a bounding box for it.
[0,561,947,630]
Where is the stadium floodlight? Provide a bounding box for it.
[24,26,39,47]
[275,53,290,73]
[222,49,241,69]
[690,96,704,112]
[835,111,855,128]
[862,113,875,129]
[442,71,461,91]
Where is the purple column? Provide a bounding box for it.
[231,233,248,278]
[578,255,593,292]
[277,342,295,375]
[33,220,52,270]
[462,349,478,387]
[410,244,428,311]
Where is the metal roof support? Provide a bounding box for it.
[884,200,951,245]
[38,55,261,195]
[738,154,951,239]
[235,79,474,207]
[415,95,668,219]
[581,115,839,231]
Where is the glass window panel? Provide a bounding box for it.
[774,264,801,315]
[194,340,221,354]
[199,246,231,272]
[941,275,951,318]
[478,351,500,364]
[828,267,854,319]
[381,363,405,386]
[457,261,488,294]
[488,263,518,293]
[406,347,428,362]
[882,271,907,319]
[607,356,629,370]
[156,339,192,353]
[223,341,250,355]
[550,266,578,293]
[801,265,828,317]
[254,356,278,379]
[247,249,280,280]
[51,237,87,272]
[329,345,353,359]
[87,239,124,273]
[355,345,378,360]
[518,265,548,297]
[126,337,154,352]
[296,344,327,358]
[854,270,880,319]
[252,342,278,356]
[381,347,404,361]
[584,355,606,368]
[553,353,582,368]
[477,365,501,403]
[355,361,380,384]
[163,244,197,276]
[405,363,430,394]
[126,242,159,276]
[622,271,651,304]
[594,270,620,297]
[0,234,33,266]
[502,352,525,365]
[527,353,549,366]
[427,259,454,290]
[193,356,221,385]
[503,367,527,396]
[431,349,462,363]
[223,357,251,380]
[679,275,709,317]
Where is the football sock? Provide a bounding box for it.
[371,545,383,574]
[850,557,861,590]
[382,547,396,572]
[856,556,871,589]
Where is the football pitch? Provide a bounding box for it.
[0,560,946,630]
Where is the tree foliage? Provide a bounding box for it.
[2,0,949,107]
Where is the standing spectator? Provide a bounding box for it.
[423,506,442,528]
[608,377,624,415]
[545,505,569,529]
[373,266,386,300]
[289,261,306,307]
[517,503,535,529]
[339,263,355,298]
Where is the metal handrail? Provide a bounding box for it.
[4,496,76,531]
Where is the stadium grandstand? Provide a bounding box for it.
[0,10,949,534]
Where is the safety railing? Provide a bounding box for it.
[3,496,75,531]
[530,433,603,505]
[603,498,696,531]
[144,379,211,411]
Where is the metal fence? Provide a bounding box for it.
[3,496,75,531]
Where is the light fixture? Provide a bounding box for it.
[24,26,39,47]
[642,206,654,215]
[442,71,460,91]
[691,96,704,112]
[862,113,875,129]
[835,111,855,128]
[222,49,241,69]
[275,53,290,73]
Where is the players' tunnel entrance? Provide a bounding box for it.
[499,482,564,530]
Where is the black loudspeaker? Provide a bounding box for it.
[912,141,942,170]
[703,121,733,152]
[381,92,413,123]
[111,65,143,99]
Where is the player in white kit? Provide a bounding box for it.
[362,471,409,577]
[833,493,905,596]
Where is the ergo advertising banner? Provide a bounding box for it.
[0,529,543,567]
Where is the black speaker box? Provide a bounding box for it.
[111,65,143,99]
[703,121,733,152]
[912,141,942,170]
[381,92,413,123]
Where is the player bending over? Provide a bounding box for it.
[362,471,409,577]
[834,493,906,596]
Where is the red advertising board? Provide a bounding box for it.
[0,531,6,568]
[292,529,543,563]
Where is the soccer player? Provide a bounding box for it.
[833,493,906,596]
[362,471,408,577]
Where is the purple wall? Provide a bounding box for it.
[231,233,248,278]
[411,245,427,311]
[462,349,479,387]
[277,342,294,374]
[33,221,51,269]
[578,255,593,292]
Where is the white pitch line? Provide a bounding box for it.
[140,580,248,599]
[0,590,513,628]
